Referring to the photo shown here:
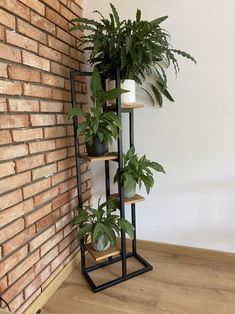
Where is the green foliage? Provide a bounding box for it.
[70,4,196,106]
[72,198,135,247]
[114,146,165,194]
[68,69,127,145]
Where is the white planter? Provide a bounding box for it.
[92,235,110,252]
[108,79,136,104]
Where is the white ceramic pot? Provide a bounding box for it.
[92,234,110,252]
[108,79,136,104]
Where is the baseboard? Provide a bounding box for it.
[24,251,81,314]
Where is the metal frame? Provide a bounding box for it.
[70,69,153,293]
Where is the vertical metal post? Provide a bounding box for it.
[115,68,127,277]
[129,110,137,254]
[70,72,86,273]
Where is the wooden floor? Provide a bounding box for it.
[42,241,235,314]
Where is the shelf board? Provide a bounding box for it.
[105,103,144,110]
[109,194,145,205]
[86,243,120,262]
[81,153,118,162]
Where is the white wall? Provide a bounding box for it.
[84,0,235,253]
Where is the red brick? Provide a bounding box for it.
[56,114,70,125]
[40,101,63,113]
[6,30,38,53]
[70,1,82,17]
[32,163,57,180]
[0,276,7,293]
[0,25,4,40]
[34,186,59,206]
[0,199,33,227]
[0,98,7,111]
[42,73,64,88]
[52,89,71,102]
[15,154,45,172]
[43,0,59,11]
[0,170,30,194]
[0,80,22,96]
[0,0,30,21]
[8,64,40,82]
[25,203,51,226]
[29,140,55,154]
[57,27,75,47]
[48,35,69,55]
[44,126,66,139]
[66,126,74,136]
[67,146,75,156]
[29,225,55,251]
[12,128,43,142]
[0,130,12,145]
[51,192,69,210]
[74,0,83,8]
[59,177,77,194]
[46,7,67,31]
[64,79,71,90]
[20,0,45,15]
[8,293,24,313]
[46,148,67,163]
[0,62,7,78]
[0,114,29,129]
[16,289,41,314]
[55,212,73,231]
[56,137,74,148]
[0,144,28,160]
[22,51,50,71]
[8,250,40,284]
[36,209,60,232]
[60,4,76,21]
[8,98,39,112]
[23,84,51,99]
[3,269,34,302]
[3,225,36,256]
[38,44,61,62]
[57,157,76,171]
[51,246,70,271]
[58,230,76,252]
[31,11,55,35]
[51,169,71,187]
[61,54,80,69]
[23,177,51,198]
[1,218,25,243]
[0,161,15,178]
[42,263,63,290]
[0,8,15,29]
[0,189,22,211]
[17,19,46,44]
[30,114,56,126]
[24,266,50,299]
[50,62,70,78]
[40,231,63,256]
[0,246,27,278]
[34,247,58,274]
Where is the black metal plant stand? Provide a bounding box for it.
[70,68,153,293]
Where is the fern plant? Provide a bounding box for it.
[71,4,196,106]
[114,146,165,194]
[72,199,134,249]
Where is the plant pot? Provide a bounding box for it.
[124,185,136,199]
[85,137,108,157]
[108,79,136,104]
[92,235,110,252]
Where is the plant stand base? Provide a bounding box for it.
[82,252,153,293]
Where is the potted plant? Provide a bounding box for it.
[72,199,134,252]
[68,69,127,156]
[70,4,196,106]
[114,146,165,198]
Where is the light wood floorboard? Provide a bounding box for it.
[42,241,235,314]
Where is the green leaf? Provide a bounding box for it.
[151,16,168,25]
[77,224,92,241]
[149,84,163,107]
[110,3,120,27]
[90,68,102,95]
[68,107,87,121]
[157,81,174,102]
[136,9,141,22]
[172,49,197,64]
[93,222,106,242]
[118,218,134,239]
[150,162,166,173]
[71,210,89,226]
[98,88,129,103]
[76,122,87,137]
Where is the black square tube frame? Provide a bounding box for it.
[70,69,153,293]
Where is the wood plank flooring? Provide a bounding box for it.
[42,241,235,314]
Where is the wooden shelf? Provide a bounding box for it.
[81,153,118,162]
[86,243,120,262]
[109,194,145,205]
[105,103,144,110]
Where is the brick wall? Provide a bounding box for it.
[0,0,91,312]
